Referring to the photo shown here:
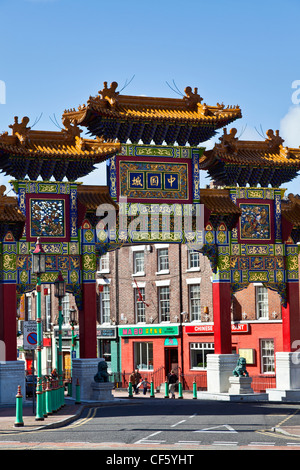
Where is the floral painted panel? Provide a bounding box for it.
[240,203,270,240]
[30,198,65,238]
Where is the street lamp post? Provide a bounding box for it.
[31,237,46,421]
[54,272,66,409]
[69,306,77,359]
[69,306,77,393]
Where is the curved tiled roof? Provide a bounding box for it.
[62,81,242,146]
[0,185,25,240]
[0,116,120,181]
[201,128,300,187]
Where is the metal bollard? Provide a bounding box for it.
[52,379,58,412]
[14,385,24,427]
[150,376,155,398]
[178,377,183,399]
[46,379,52,415]
[164,377,169,398]
[75,378,81,404]
[128,381,133,398]
[193,377,197,399]
[43,379,48,417]
[60,375,65,408]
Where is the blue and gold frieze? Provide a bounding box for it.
[120,160,190,202]
[10,180,78,243]
[231,187,283,200]
[108,144,203,204]
[120,143,202,159]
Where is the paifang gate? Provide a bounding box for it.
[1,81,300,398]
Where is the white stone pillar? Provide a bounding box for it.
[0,361,25,405]
[268,352,300,401]
[72,358,103,401]
[206,354,238,393]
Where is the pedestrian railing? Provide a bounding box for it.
[117,370,276,394]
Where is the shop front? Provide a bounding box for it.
[183,321,282,384]
[97,326,118,375]
[119,325,180,388]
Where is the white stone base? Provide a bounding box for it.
[228,376,253,394]
[275,352,300,389]
[266,352,300,402]
[72,358,106,401]
[207,354,239,393]
[91,382,114,401]
[267,389,300,402]
[0,361,25,405]
[197,391,268,402]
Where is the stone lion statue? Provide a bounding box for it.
[233,357,249,377]
[94,360,110,383]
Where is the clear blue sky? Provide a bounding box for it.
[1,0,300,194]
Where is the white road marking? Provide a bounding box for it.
[213,441,239,446]
[195,424,237,433]
[171,420,186,428]
[134,431,166,445]
[248,442,275,446]
[178,441,201,445]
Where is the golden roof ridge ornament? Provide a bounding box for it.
[61,116,82,139]
[98,81,119,107]
[183,86,203,108]
[265,129,284,148]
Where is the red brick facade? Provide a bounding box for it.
[20,243,284,386]
[97,243,283,387]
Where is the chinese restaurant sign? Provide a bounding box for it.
[119,326,179,337]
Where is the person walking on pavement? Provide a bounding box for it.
[168,369,178,399]
[134,368,142,394]
[129,371,135,390]
[138,377,150,395]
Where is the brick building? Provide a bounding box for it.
[96,243,282,389]
[18,285,79,378]
[18,241,282,390]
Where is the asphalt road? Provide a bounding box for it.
[1,399,300,452]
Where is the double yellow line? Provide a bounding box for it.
[68,407,98,429]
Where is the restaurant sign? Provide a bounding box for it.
[185,323,249,334]
[119,326,179,337]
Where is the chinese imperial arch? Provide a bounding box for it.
[1,81,300,399]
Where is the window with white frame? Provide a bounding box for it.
[135,286,146,323]
[98,252,109,272]
[159,286,170,322]
[256,285,269,319]
[188,250,200,270]
[134,342,153,370]
[189,284,201,321]
[62,293,70,324]
[260,339,275,373]
[157,248,169,272]
[26,295,32,320]
[46,346,52,375]
[133,251,145,275]
[190,342,214,369]
[100,285,110,324]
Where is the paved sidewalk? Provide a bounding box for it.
[0,389,300,439]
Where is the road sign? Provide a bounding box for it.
[23,321,39,350]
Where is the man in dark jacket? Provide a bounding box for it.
[168,370,178,398]
[134,369,142,394]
